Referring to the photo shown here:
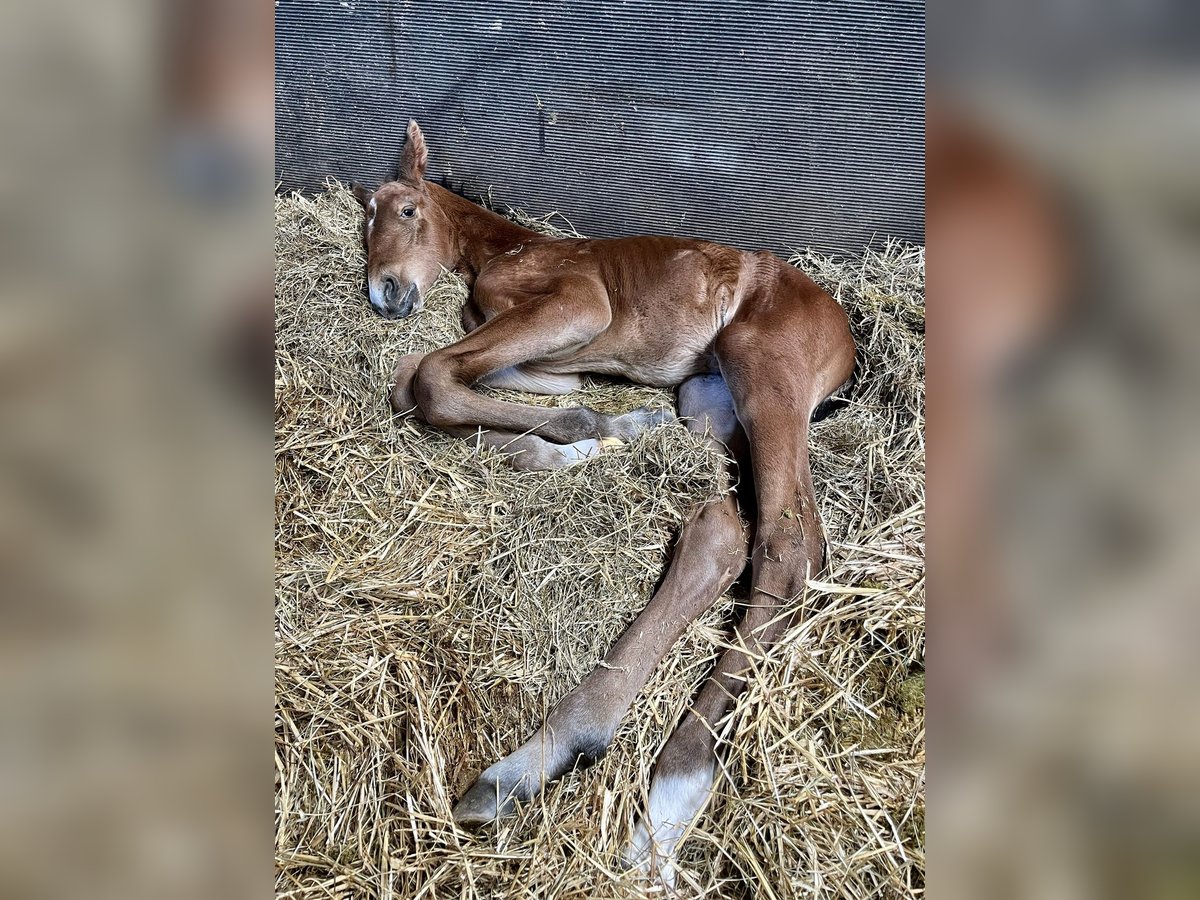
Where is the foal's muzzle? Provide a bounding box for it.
[369,274,420,319]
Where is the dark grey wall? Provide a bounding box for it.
[276,0,924,255]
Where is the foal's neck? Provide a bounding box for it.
[430,183,540,282]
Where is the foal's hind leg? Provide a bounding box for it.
[452,374,751,824]
[625,305,855,885]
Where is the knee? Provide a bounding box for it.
[413,353,466,430]
[693,498,748,554]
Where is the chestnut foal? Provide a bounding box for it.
[355,122,855,885]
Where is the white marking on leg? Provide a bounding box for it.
[552,439,606,463]
[624,762,715,887]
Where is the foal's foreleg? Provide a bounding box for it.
[413,292,669,445]
[391,353,618,471]
[452,374,750,824]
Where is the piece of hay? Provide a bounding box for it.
[275,182,925,899]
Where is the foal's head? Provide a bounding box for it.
[352,121,452,319]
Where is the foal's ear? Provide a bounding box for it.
[398,120,428,182]
[351,181,373,208]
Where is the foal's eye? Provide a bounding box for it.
[400,206,416,218]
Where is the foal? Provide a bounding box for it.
[355,121,855,885]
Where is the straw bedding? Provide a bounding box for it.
[275,184,925,899]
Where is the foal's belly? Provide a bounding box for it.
[600,353,715,387]
[539,339,717,388]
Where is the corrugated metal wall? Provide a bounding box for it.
[276,0,924,255]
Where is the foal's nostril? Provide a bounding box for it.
[382,275,398,303]
[398,283,418,315]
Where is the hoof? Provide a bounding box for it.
[621,820,681,888]
[611,406,673,441]
[546,437,624,467]
[622,821,684,888]
[451,771,528,826]
[451,779,504,826]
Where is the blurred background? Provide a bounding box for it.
[0,1,271,898]
[0,0,1196,897]
[929,0,1200,896]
